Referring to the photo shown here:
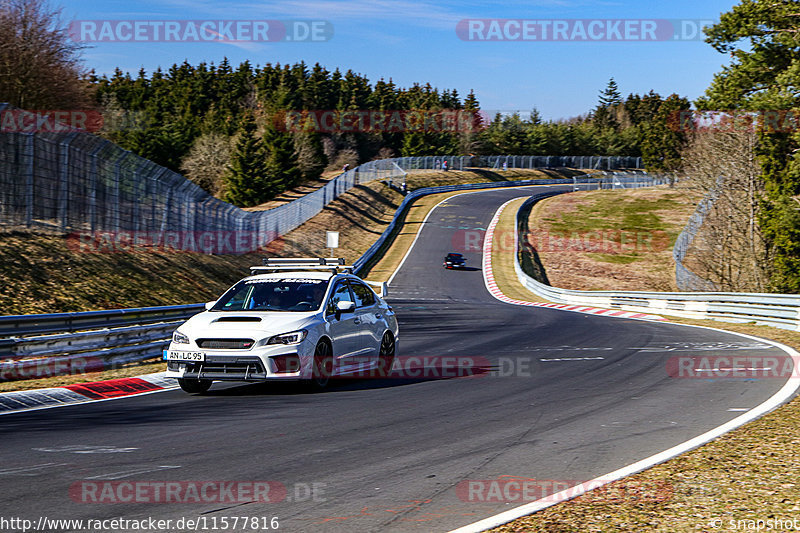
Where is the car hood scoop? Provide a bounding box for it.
[185,311,316,336]
[213,316,263,323]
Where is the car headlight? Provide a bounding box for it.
[173,331,190,344]
[266,329,307,345]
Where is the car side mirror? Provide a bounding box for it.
[336,301,356,313]
[334,300,355,320]
[205,301,217,310]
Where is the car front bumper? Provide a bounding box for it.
[164,346,310,382]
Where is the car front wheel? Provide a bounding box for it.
[377,332,396,377]
[306,340,333,391]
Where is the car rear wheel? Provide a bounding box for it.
[376,332,396,377]
[177,378,212,394]
[306,340,333,391]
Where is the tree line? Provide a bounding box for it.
[89,64,691,206]
[91,59,474,205]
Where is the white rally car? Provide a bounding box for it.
[164,258,398,393]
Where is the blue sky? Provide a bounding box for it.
[58,0,739,120]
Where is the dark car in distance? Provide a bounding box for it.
[443,252,466,269]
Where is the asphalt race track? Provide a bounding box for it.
[0,186,793,533]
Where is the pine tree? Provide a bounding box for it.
[306,63,334,110]
[459,90,483,153]
[263,120,303,192]
[224,113,271,207]
[594,78,623,130]
[527,109,547,154]
[640,94,691,171]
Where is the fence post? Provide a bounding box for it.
[58,133,78,232]
[24,134,34,228]
[160,187,171,234]
[111,151,127,234]
[88,143,105,233]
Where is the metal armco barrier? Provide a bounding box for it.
[513,194,800,331]
[0,304,204,337]
[0,304,203,382]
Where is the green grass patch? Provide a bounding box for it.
[586,252,641,264]
[547,194,679,235]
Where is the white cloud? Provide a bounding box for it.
[154,0,578,30]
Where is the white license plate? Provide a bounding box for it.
[165,350,205,362]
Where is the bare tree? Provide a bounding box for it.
[0,0,90,109]
[327,148,359,173]
[293,129,327,182]
[180,133,232,197]
[680,127,771,291]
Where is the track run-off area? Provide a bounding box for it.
[0,185,797,533]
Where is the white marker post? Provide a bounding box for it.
[326,231,339,259]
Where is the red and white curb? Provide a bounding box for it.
[482,197,664,321]
[0,372,177,415]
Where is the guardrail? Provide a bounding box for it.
[513,195,800,331]
[0,304,202,382]
[0,172,662,382]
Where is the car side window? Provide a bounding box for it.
[351,282,376,308]
[326,281,354,315]
[217,283,252,311]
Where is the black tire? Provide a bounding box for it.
[376,332,396,377]
[306,340,334,391]
[177,378,212,394]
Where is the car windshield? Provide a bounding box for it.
[211,278,329,312]
[446,254,462,260]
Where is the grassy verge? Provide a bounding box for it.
[529,185,702,292]
[486,187,800,533]
[489,196,550,303]
[0,360,168,392]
